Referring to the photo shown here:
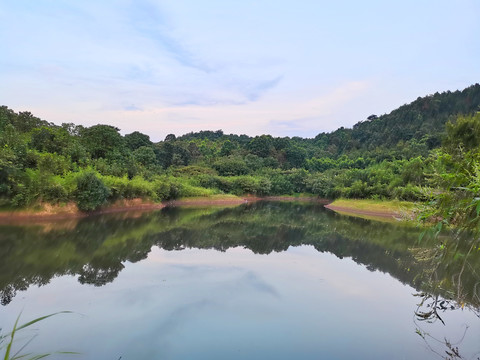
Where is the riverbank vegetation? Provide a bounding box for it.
[325,198,417,219]
[1,84,480,216]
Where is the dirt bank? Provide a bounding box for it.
[0,199,166,223]
[0,196,258,222]
[0,196,331,223]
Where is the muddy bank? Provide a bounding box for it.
[0,199,166,223]
[0,196,333,224]
[1,196,326,223]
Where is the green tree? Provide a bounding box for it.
[422,113,480,231]
[124,131,152,151]
[75,172,110,211]
[219,140,236,156]
[81,125,124,159]
[247,135,273,158]
[164,133,176,142]
[443,113,480,155]
[285,145,306,168]
[213,156,248,176]
[30,126,71,154]
[133,146,157,168]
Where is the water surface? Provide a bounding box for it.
[1,202,479,359]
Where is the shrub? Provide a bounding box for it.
[256,177,272,196]
[75,171,110,211]
[213,156,248,176]
[392,184,426,201]
[270,175,294,195]
[152,179,172,201]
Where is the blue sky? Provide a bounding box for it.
[1,1,479,141]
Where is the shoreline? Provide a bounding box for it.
[324,204,399,219]
[0,196,330,223]
[324,199,417,222]
[0,197,414,223]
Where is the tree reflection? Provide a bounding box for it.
[0,201,479,314]
[414,292,478,360]
[78,263,125,286]
[411,232,480,360]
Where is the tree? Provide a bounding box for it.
[285,145,306,168]
[219,140,236,156]
[422,113,480,232]
[75,172,110,211]
[164,133,176,142]
[125,131,152,151]
[30,126,70,154]
[213,156,248,176]
[81,125,124,159]
[12,111,47,133]
[247,135,273,158]
[443,113,480,155]
[133,146,157,167]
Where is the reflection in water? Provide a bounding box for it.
[0,201,479,359]
[1,201,479,307]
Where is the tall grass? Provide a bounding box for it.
[1,312,77,360]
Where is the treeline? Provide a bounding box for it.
[1,84,480,211]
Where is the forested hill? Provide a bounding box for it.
[1,83,480,210]
[178,83,480,158]
[345,83,480,152]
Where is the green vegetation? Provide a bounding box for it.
[1,312,75,359]
[1,201,478,308]
[1,84,480,213]
[328,198,417,215]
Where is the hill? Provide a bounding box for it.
[1,83,480,210]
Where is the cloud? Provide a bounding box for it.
[241,271,280,298]
[3,1,479,141]
[127,1,214,73]
[244,75,284,102]
[265,80,373,136]
[123,104,143,111]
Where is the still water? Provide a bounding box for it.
[0,201,479,359]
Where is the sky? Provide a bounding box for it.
[1,0,479,141]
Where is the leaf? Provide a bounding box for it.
[1,311,76,360]
[15,312,73,332]
[418,230,426,243]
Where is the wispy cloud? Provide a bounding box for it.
[244,75,284,101]
[124,104,143,111]
[127,1,214,73]
[1,1,479,140]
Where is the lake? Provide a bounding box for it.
[0,201,479,359]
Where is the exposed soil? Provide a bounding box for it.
[0,199,165,223]
[0,196,331,224]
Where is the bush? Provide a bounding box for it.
[75,172,110,211]
[344,180,369,198]
[102,175,157,200]
[256,177,272,196]
[196,174,221,189]
[213,156,248,176]
[286,169,308,193]
[391,184,426,201]
[270,175,294,195]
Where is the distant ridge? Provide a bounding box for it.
[177,83,480,156]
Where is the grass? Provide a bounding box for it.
[329,198,418,214]
[1,312,77,360]
[327,198,422,224]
